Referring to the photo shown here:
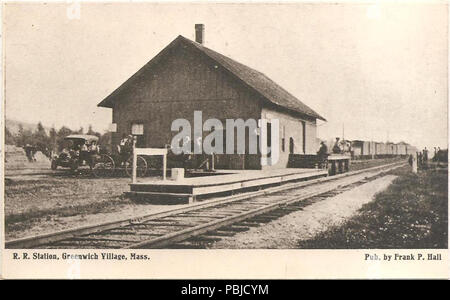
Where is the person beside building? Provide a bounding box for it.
[423,147,429,162]
[84,140,99,167]
[317,141,328,169]
[118,134,134,165]
[119,134,128,150]
[89,140,99,154]
[24,144,33,162]
[422,147,428,169]
[417,152,423,169]
[80,141,89,165]
[332,137,341,154]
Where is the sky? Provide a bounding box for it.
[4,2,448,150]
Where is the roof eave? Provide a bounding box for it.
[181,37,326,122]
[98,98,113,108]
[316,115,327,122]
[97,35,327,122]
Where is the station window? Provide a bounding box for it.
[131,123,144,135]
[131,122,145,147]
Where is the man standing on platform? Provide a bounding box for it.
[317,141,328,169]
[332,137,341,154]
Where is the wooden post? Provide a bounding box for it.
[132,137,137,183]
[330,160,336,175]
[133,147,168,181]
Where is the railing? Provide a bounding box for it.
[132,146,168,183]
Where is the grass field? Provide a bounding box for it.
[4,146,132,232]
[298,165,448,249]
[4,176,132,233]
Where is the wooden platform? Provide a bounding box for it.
[126,168,328,203]
[327,155,351,175]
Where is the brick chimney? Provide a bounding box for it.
[195,24,205,44]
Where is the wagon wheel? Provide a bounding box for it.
[92,154,115,178]
[125,156,148,178]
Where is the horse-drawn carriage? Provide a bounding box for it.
[50,134,148,177]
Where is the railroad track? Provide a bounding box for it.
[167,178,377,249]
[6,162,405,249]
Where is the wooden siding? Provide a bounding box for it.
[109,43,319,170]
[111,44,262,169]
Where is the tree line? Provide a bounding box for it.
[5,122,111,158]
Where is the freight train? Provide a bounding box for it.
[349,140,417,159]
[319,138,417,160]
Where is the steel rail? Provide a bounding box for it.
[126,164,402,248]
[5,161,405,249]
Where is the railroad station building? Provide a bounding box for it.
[98,25,326,170]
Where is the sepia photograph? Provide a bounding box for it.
[1,1,448,280]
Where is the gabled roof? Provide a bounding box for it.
[98,35,326,121]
